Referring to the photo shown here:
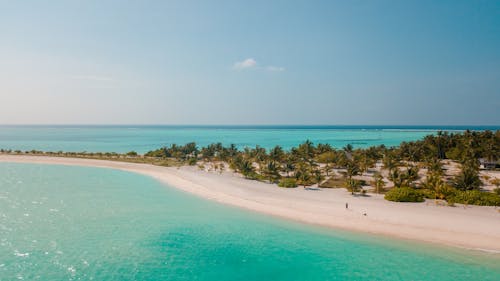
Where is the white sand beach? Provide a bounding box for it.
[2,155,499,253]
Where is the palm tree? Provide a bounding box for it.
[345,178,361,195]
[453,165,482,191]
[295,164,311,189]
[389,166,419,188]
[283,162,295,177]
[240,160,255,179]
[425,157,443,176]
[355,152,375,176]
[422,172,441,200]
[298,140,315,167]
[405,165,420,186]
[263,161,281,183]
[316,143,333,154]
[382,153,398,173]
[372,172,385,194]
[269,145,285,162]
[250,145,267,172]
[322,163,333,177]
[345,160,360,180]
[388,169,404,188]
[343,144,353,154]
[313,168,324,186]
[227,144,238,157]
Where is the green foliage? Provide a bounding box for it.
[445,147,462,161]
[384,187,424,202]
[451,190,500,206]
[371,172,386,194]
[126,151,138,157]
[345,160,360,179]
[421,172,455,200]
[493,187,500,196]
[240,160,256,179]
[353,150,376,174]
[262,161,281,183]
[389,166,419,188]
[278,178,298,188]
[425,157,443,175]
[313,169,324,184]
[319,177,345,188]
[382,152,399,172]
[453,165,482,191]
[268,146,285,162]
[188,157,197,166]
[344,178,362,195]
[6,130,498,204]
[420,189,436,199]
[295,164,312,187]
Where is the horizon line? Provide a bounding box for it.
[1,124,499,128]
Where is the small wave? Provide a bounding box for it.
[67,266,76,274]
[468,247,500,254]
[14,250,29,257]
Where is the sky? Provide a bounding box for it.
[0,0,499,125]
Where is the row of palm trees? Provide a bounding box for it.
[144,130,498,195]
[4,130,497,204]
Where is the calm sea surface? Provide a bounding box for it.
[1,126,499,280]
[0,163,499,280]
[0,125,498,153]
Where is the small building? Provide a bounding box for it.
[479,158,497,170]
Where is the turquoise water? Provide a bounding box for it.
[1,125,498,153]
[1,163,499,280]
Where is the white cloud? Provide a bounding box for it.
[266,66,285,72]
[233,58,257,69]
[233,58,285,72]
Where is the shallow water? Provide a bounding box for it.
[1,125,498,153]
[0,163,499,280]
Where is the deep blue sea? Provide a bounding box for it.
[0,125,497,153]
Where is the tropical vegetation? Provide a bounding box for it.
[1,130,499,206]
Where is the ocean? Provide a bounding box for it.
[0,125,498,153]
[1,163,499,280]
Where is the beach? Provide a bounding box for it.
[1,154,499,253]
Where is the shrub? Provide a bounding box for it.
[494,187,500,196]
[452,166,482,191]
[188,157,197,166]
[344,178,362,195]
[278,178,298,188]
[384,187,424,202]
[451,190,500,206]
[126,151,138,157]
[420,189,436,199]
[447,198,455,207]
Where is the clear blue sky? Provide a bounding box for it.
[1,0,499,125]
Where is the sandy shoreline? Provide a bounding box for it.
[1,155,500,253]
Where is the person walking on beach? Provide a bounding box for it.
[345,202,348,209]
